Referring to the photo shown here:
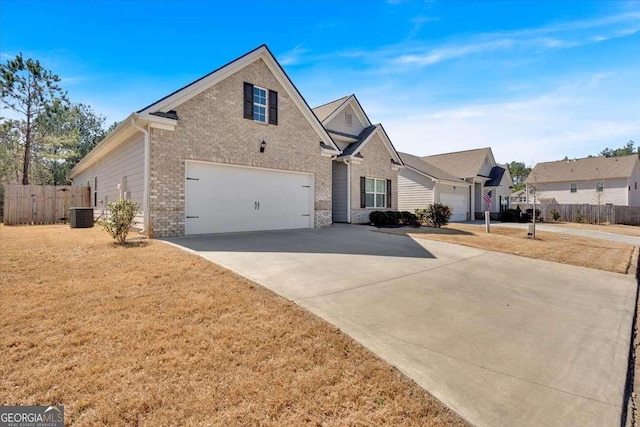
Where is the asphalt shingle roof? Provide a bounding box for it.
[312,95,350,122]
[485,166,506,187]
[526,155,639,183]
[421,147,493,179]
[398,152,468,183]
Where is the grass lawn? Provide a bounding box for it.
[380,223,635,274]
[536,221,640,237]
[0,224,467,426]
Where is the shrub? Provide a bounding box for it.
[575,208,583,223]
[102,199,139,244]
[550,209,560,221]
[399,211,418,226]
[369,211,388,227]
[415,209,429,225]
[501,209,520,223]
[426,203,452,228]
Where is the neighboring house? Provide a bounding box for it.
[525,155,640,206]
[397,152,471,221]
[510,189,527,206]
[69,45,347,237]
[312,95,403,223]
[419,148,514,219]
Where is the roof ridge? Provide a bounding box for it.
[311,95,351,110]
[422,147,492,157]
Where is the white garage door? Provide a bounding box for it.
[440,193,468,222]
[185,162,313,234]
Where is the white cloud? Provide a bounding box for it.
[389,11,640,67]
[278,45,309,66]
[383,73,640,164]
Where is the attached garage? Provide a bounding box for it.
[440,193,468,222]
[185,161,314,235]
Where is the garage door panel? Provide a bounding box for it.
[185,162,313,235]
[440,193,467,222]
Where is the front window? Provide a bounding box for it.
[570,183,577,193]
[253,86,267,123]
[365,178,386,208]
[596,181,604,193]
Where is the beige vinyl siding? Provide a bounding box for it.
[323,104,365,135]
[533,178,628,205]
[332,161,348,222]
[72,133,145,227]
[628,163,640,207]
[398,168,435,211]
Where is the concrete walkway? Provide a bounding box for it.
[163,225,637,427]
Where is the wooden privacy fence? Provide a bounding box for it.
[3,184,91,225]
[514,203,640,225]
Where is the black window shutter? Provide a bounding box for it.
[360,177,366,208]
[268,90,278,125]
[386,179,392,208]
[243,82,253,119]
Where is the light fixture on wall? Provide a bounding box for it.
[260,140,267,153]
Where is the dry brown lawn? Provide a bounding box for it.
[539,221,640,237]
[381,223,634,274]
[0,224,467,426]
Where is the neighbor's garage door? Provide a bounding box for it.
[185,161,313,234]
[440,193,467,222]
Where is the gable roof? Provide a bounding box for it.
[422,147,494,179]
[526,154,639,184]
[312,94,372,129]
[338,124,403,165]
[138,44,340,153]
[485,166,506,187]
[312,96,350,122]
[399,152,469,184]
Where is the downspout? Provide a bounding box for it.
[346,160,351,223]
[130,115,150,237]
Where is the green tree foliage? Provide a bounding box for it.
[600,140,638,158]
[0,53,67,184]
[1,54,108,187]
[506,161,532,191]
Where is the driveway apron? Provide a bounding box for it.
[163,225,637,427]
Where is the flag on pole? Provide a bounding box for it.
[483,190,492,206]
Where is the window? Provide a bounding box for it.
[596,181,604,192]
[636,182,638,190]
[364,177,387,208]
[345,112,353,126]
[243,82,278,125]
[93,176,98,207]
[570,183,577,193]
[253,86,267,123]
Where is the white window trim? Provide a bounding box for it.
[365,177,386,209]
[253,85,268,123]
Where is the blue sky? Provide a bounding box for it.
[1,0,639,164]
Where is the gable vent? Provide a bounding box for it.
[345,112,353,126]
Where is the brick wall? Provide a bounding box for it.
[349,133,399,223]
[148,59,332,237]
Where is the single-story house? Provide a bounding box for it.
[525,154,640,206]
[399,147,513,220]
[397,152,471,221]
[68,45,404,237]
[312,95,403,223]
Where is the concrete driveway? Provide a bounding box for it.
[163,225,636,427]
